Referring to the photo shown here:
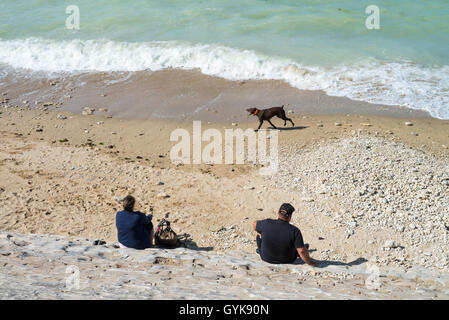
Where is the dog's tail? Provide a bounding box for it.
[281,104,284,108]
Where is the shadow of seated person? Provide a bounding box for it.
[293,254,368,269]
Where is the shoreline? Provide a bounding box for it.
[1,68,432,123]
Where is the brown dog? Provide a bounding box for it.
[246,105,294,131]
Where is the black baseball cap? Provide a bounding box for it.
[279,203,295,217]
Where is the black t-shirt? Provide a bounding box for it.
[256,218,305,264]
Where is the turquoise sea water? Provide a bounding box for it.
[0,0,448,118]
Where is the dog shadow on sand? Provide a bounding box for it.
[292,244,368,268]
[256,126,308,132]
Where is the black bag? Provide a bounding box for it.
[154,219,181,248]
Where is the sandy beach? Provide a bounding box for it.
[1,0,449,299]
[1,68,448,299]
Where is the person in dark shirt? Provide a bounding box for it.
[116,195,154,250]
[253,203,318,266]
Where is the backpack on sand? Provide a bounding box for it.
[154,219,181,248]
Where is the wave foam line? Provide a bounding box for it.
[0,38,448,119]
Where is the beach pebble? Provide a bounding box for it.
[383,240,400,249]
[56,114,67,120]
[209,225,224,232]
[82,107,95,115]
[113,196,123,203]
[345,229,354,238]
[156,193,170,199]
[93,240,106,246]
[0,233,12,240]
[13,240,30,247]
[405,122,413,126]
[334,123,342,127]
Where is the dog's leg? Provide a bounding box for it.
[255,120,263,131]
[267,119,277,129]
[281,117,294,127]
[277,111,289,126]
[278,111,295,127]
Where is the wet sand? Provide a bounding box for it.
[1,69,430,123]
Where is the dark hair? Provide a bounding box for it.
[123,195,135,212]
[279,203,295,217]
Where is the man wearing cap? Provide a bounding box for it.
[253,203,318,266]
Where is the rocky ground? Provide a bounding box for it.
[269,135,449,272]
[1,232,449,299]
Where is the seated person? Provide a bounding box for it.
[253,203,318,266]
[116,195,153,249]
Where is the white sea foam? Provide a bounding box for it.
[0,38,448,119]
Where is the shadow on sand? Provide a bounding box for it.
[274,126,309,131]
[291,243,367,268]
[293,257,368,268]
[154,233,214,252]
[255,126,308,132]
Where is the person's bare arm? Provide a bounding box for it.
[297,247,318,267]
